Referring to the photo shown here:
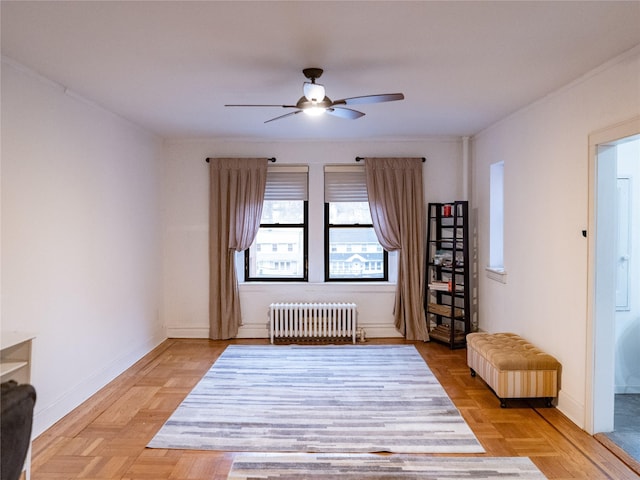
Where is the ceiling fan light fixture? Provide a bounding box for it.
[303,81,325,102]
[303,105,326,116]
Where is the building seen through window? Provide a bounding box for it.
[251,223,305,277]
[325,201,387,281]
[328,227,385,278]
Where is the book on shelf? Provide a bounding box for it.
[428,280,451,291]
[427,302,464,318]
[428,280,465,293]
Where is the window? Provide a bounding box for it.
[324,165,388,281]
[245,166,308,281]
[488,161,505,281]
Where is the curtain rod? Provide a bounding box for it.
[355,156,425,163]
[205,157,276,163]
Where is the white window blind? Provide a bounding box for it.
[265,165,309,201]
[324,165,368,202]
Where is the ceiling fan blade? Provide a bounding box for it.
[326,107,365,120]
[225,104,298,108]
[264,110,303,123]
[332,93,405,106]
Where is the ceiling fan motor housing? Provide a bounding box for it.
[296,96,332,110]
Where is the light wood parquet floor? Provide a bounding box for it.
[31,338,640,479]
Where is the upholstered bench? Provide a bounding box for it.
[467,332,560,408]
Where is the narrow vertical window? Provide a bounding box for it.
[489,161,505,275]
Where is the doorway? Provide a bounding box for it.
[587,117,640,466]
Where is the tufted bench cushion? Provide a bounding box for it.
[467,332,560,407]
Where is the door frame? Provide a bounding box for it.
[586,116,640,434]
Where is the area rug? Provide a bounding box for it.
[227,453,547,479]
[148,345,484,453]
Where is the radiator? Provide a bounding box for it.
[269,302,357,344]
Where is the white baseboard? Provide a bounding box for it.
[556,389,585,430]
[361,325,403,338]
[236,325,269,338]
[33,332,166,439]
[169,323,403,340]
[166,326,210,338]
[236,324,402,340]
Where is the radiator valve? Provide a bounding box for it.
[357,327,366,343]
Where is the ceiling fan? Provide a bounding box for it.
[225,68,404,123]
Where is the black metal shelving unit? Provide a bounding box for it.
[424,201,471,348]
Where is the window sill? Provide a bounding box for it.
[485,267,507,284]
[239,282,396,292]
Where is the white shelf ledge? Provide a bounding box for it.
[0,361,29,378]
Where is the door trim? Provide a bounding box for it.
[586,116,640,434]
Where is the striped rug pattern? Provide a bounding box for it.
[227,453,547,479]
[148,345,485,453]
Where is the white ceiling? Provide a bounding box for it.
[2,1,640,141]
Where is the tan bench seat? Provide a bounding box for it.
[467,332,560,408]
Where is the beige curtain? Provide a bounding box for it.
[364,158,429,341]
[209,158,268,339]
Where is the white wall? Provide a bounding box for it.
[0,59,166,437]
[471,47,640,427]
[615,139,640,393]
[162,138,463,339]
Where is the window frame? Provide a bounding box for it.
[323,203,388,282]
[487,160,506,283]
[244,200,309,282]
[242,165,309,283]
